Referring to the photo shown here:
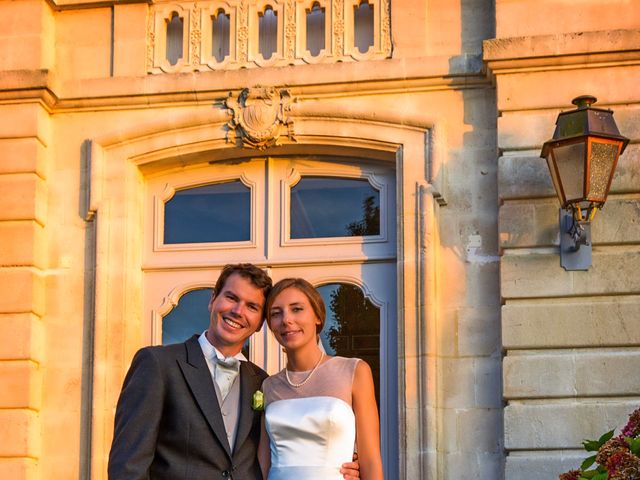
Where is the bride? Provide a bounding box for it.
[258,278,384,480]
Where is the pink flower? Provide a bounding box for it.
[606,450,640,480]
[597,436,630,465]
[559,470,582,480]
[622,408,640,438]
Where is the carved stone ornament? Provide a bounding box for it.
[225,87,295,150]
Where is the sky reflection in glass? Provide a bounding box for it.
[163,287,251,357]
[163,288,213,345]
[290,177,380,239]
[164,181,250,244]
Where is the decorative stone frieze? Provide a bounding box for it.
[147,0,392,73]
[225,87,295,149]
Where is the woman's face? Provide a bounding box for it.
[268,287,322,351]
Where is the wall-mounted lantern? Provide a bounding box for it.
[540,95,629,271]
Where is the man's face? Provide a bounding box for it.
[206,273,265,356]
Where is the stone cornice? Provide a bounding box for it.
[0,69,58,110]
[0,54,490,112]
[46,0,149,11]
[483,29,640,74]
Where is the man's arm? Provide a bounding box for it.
[108,347,165,480]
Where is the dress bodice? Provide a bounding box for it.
[262,356,360,480]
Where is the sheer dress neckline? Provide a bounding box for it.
[263,356,360,407]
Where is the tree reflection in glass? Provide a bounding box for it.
[290,176,380,239]
[318,283,380,409]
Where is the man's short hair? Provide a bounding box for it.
[213,263,272,305]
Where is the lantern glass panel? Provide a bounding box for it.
[552,140,585,203]
[587,139,619,202]
[546,156,564,205]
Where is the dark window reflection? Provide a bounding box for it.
[306,2,325,56]
[354,1,374,54]
[259,7,277,60]
[318,283,380,409]
[164,181,250,244]
[212,9,231,62]
[166,13,184,65]
[290,177,380,239]
[163,288,250,358]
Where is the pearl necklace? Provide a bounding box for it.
[285,351,325,388]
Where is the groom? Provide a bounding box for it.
[108,263,360,479]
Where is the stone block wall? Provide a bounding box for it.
[486,4,640,477]
[0,1,53,478]
[0,112,49,478]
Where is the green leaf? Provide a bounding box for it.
[598,429,615,445]
[592,472,608,480]
[580,470,598,479]
[580,455,597,470]
[583,440,601,452]
[627,436,640,455]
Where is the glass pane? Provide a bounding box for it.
[163,288,250,358]
[259,7,277,60]
[212,10,231,62]
[354,1,374,54]
[166,13,184,65]
[318,283,380,409]
[163,288,212,345]
[306,3,325,56]
[164,181,250,244]
[553,141,585,203]
[588,141,618,202]
[290,177,380,239]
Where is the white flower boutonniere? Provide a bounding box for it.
[252,390,265,411]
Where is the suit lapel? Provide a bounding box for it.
[234,361,262,451]
[178,335,233,458]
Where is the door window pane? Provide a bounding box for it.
[290,177,380,239]
[163,288,212,345]
[163,288,250,358]
[164,180,250,244]
[317,283,380,408]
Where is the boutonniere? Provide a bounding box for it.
[252,390,265,411]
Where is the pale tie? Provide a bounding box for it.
[215,356,240,401]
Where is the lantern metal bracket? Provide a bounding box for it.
[559,208,592,270]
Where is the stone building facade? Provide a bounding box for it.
[0,1,637,479]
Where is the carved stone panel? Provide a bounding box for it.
[147,0,392,73]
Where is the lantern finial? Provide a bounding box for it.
[571,95,597,109]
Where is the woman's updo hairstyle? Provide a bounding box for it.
[265,278,326,334]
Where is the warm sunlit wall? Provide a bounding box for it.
[487,1,640,478]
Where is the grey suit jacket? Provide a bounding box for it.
[108,334,268,480]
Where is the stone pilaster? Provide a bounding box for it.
[0,2,53,479]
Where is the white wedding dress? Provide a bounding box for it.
[262,356,360,480]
